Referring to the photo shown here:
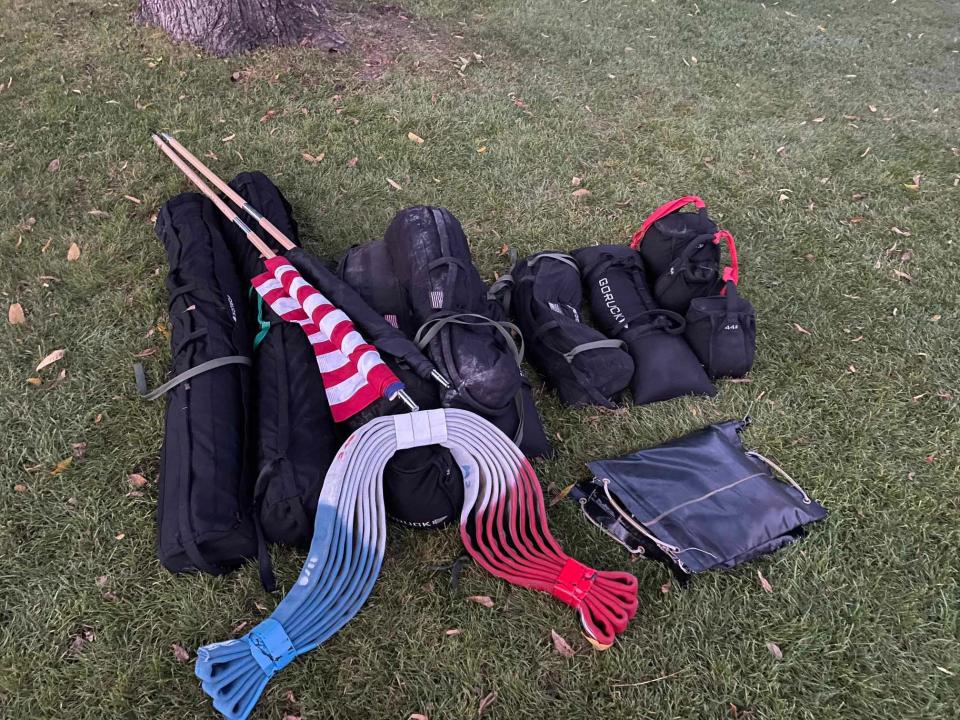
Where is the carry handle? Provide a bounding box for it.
[714,229,739,290]
[629,195,706,249]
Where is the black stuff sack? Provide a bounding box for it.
[383,206,552,458]
[573,245,715,405]
[222,172,337,550]
[684,280,756,379]
[338,238,465,527]
[629,196,732,314]
[151,192,260,579]
[571,418,828,578]
[500,251,634,407]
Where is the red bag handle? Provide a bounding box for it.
[714,229,739,289]
[629,195,706,249]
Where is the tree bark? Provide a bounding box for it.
[136,0,347,57]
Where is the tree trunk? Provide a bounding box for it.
[136,0,347,57]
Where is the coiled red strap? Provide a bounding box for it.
[551,558,596,608]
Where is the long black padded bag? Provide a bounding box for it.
[573,245,715,405]
[383,206,552,458]
[153,192,261,579]
[338,238,465,527]
[222,172,337,550]
[496,251,634,407]
[628,196,726,314]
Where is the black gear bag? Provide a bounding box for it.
[684,280,756,379]
[573,245,715,405]
[150,192,263,582]
[383,206,552,458]
[495,251,634,407]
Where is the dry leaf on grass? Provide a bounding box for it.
[407,132,425,145]
[477,691,497,717]
[444,628,462,637]
[302,152,325,163]
[571,188,591,199]
[114,532,126,540]
[67,242,81,261]
[346,156,358,167]
[792,323,811,335]
[171,643,190,662]
[128,473,148,488]
[50,457,73,476]
[551,629,575,657]
[409,714,428,720]
[466,595,494,609]
[757,570,773,593]
[571,176,582,186]
[26,377,42,386]
[766,642,783,660]
[387,178,402,191]
[135,348,158,358]
[36,348,65,371]
[47,158,61,172]
[8,303,25,325]
[660,581,672,593]
[891,226,911,237]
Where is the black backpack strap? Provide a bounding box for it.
[135,355,252,400]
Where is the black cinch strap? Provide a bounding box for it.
[135,355,252,401]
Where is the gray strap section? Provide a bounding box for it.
[528,252,579,271]
[415,313,525,364]
[487,274,513,305]
[563,338,627,363]
[135,355,252,401]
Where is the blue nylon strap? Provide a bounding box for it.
[245,619,296,676]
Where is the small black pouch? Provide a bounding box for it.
[571,418,827,578]
[685,280,756,379]
[573,245,715,405]
[499,251,634,407]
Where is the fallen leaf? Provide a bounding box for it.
[812,116,825,123]
[900,249,913,263]
[548,483,574,507]
[757,570,773,593]
[571,188,591,199]
[792,323,811,335]
[660,581,672,593]
[125,491,143,498]
[466,595,494,609]
[551,629,575,657]
[222,133,236,143]
[102,590,118,602]
[891,226,911,237]
[128,473,148,488]
[499,243,509,256]
[868,104,877,113]
[135,348,158,358]
[71,442,88,459]
[96,575,110,588]
[8,302,25,325]
[892,269,912,281]
[36,348,66,372]
[68,628,95,655]
[477,691,497,717]
[847,364,858,374]
[95,413,103,424]
[924,455,936,464]
[444,628,462,637]
[114,532,125,540]
[47,158,61,172]
[766,642,783,660]
[14,483,27,492]
[67,242,81,261]
[124,195,142,205]
[860,147,872,157]
[571,176,582,186]
[171,643,190,662]
[26,377,42,386]
[407,132,424,145]
[930,314,941,322]
[346,156,358,167]
[50,457,73,476]
[387,178,402,191]
[409,715,429,720]
[88,210,110,217]
[259,109,277,123]
[302,152,325,164]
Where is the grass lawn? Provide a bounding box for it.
[1,0,958,717]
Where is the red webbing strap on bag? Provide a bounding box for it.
[550,558,597,608]
[629,195,706,249]
[714,229,739,291]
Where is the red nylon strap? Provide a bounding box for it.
[629,195,706,249]
[714,229,739,291]
[550,558,596,609]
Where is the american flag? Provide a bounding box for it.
[251,256,403,422]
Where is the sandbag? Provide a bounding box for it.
[338,238,464,527]
[500,251,633,407]
[222,172,337,549]
[573,245,715,405]
[153,192,260,578]
[685,280,756,379]
[383,206,552,458]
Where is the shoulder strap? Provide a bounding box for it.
[630,196,706,249]
[135,355,252,401]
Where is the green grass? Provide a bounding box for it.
[1,0,958,718]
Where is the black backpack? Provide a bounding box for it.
[383,206,552,459]
[151,192,264,582]
[495,251,634,407]
[574,245,715,405]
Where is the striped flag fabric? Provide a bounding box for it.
[251,256,404,422]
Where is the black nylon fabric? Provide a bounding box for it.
[639,207,722,314]
[507,252,633,407]
[573,245,715,405]
[685,281,756,379]
[337,238,464,527]
[384,206,552,458]
[578,419,828,575]
[222,172,336,549]
[154,192,258,576]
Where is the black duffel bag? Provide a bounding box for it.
[151,192,263,581]
[573,245,715,405]
[496,251,634,408]
[684,280,756,379]
[383,206,552,458]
